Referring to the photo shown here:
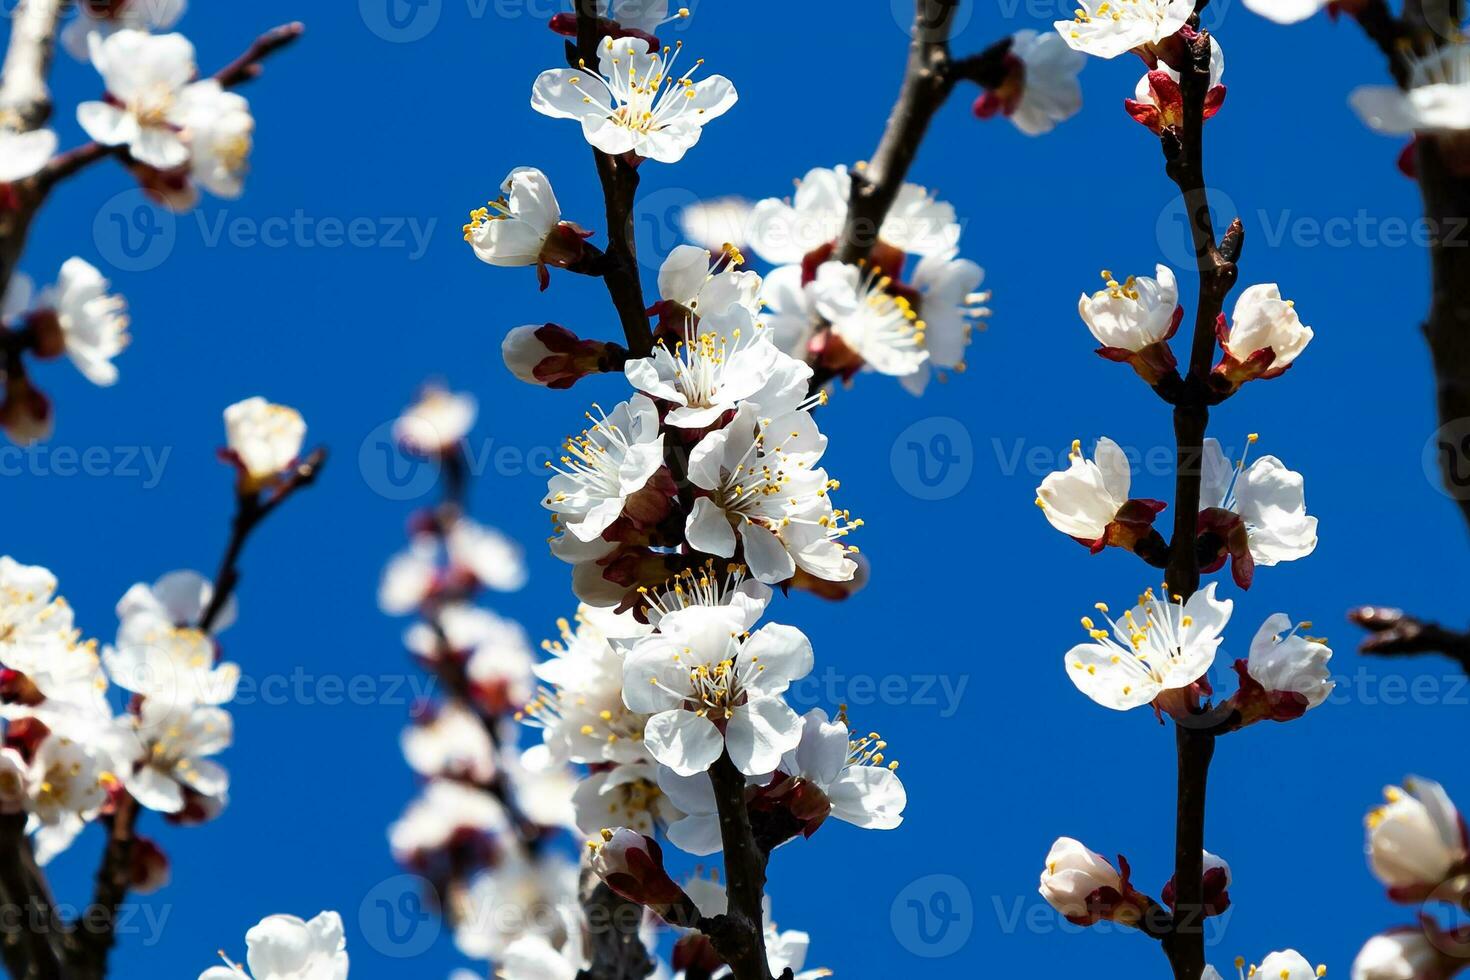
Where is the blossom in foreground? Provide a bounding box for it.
[199,910,348,980]
[497,930,585,980]
[25,731,120,864]
[684,404,858,585]
[531,36,737,163]
[503,323,623,389]
[763,707,907,833]
[1063,582,1232,713]
[1036,437,1166,556]
[1039,837,1145,927]
[117,569,234,635]
[35,258,130,386]
[1198,435,1317,585]
[1054,0,1194,60]
[223,397,307,491]
[176,80,254,199]
[587,827,691,913]
[1077,266,1181,383]
[1366,776,1468,901]
[904,249,989,394]
[572,758,681,837]
[627,248,810,427]
[0,126,57,183]
[393,386,476,457]
[622,605,812,775]
[464,167,592,290]
[543,394,665,543]
[103,619,241,707]
[77,31,198,169]
[1352,40,1470,137]
[811,261,929,381]
[1214,283,1313,390]
[1232,613,1334,723]
[62,0,187,61]
[972,29,1085,136]
[746,165,959,264]
[1127,38,1226,134]
[1351,928,1447,980]
[1242,0,1332,22]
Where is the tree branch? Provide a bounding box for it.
[0,814,64,980]
[1349,606,1470,674]
[702,753,771,980]
[0,0,66,131]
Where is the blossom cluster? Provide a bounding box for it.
[0,398,305,872]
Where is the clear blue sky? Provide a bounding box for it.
[7,0,1464,975]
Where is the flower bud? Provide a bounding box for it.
[129,835,171,894]
[1161,850,1232,918]
[223,396,306,493]
[1352,926,1451,980]
[1213,284,1313,392]
[1039,838,1151,927]
[502,323,626,389]
[1077,265,1181,385]
[587,828,692,919]
[1367,777,1469,902]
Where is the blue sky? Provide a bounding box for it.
[6,0,1467,975]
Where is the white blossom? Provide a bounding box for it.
[623,605,812,776]
[1352,930,1443,980]
[1353,39,1470,135]
[1200,436,1318,566]
[1222,283,1313,372]
[532,37,736,163]
[393,387,476,455]
[903,249,989,394]
[176,80,254,198]
[77,30,198,169]
[1036,437,1133,544]
[679,197,753,253]
[1246,613,1334,710]
[62,0,187,62]
[1242,0,1331,22]
[389,779,507,862]
[453,854,580,960]
[1004,29,1086,135]
[812,261,929,380]
[39,258,130,386]
[1367,776,1468,893]
[117,569,235,635]
[465,167,563,268]
[224,397,306,489]
[778,707,905,829]
[199,910,348,980]
[103,618,241,708]
[1039,837,1123,919]
[0,127,56,183]
[123,699,231,814]
[1078,265,1179,352]
[401,701,496,783]
[1063,582,1232,712]
[1055,0,1194,60]
[543,394,665,544]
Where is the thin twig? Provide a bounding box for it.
[0,0,66,130]
[1350,606,1470,675]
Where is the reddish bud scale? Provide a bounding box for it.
[1161,865,1231,918]
[1196,507,1254,589]
[1227,659,1308,727]
[547,13,659,52]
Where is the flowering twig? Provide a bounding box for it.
[66,449,326,980]
[1349,606,1470,675]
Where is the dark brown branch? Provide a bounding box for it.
[1154,23,1238,980]
[0,814,65,980]
[567,2,652,359]
[577,877,658,980]
[702,753,773,980]
[1350,606,1470,674]
[213,21,305,88]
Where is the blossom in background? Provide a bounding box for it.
[401,701,497,784]
[973,30,1085,136]
[1198,435,1317,585]
[0,556,113,711]
[497,929,585,980]
[123,699,231,814]
[34,258,130,386]
[465,167,591,290]
[572,758,681,838]
[1352,39,1470,137]
[1127,38,1226,134]
[678,196,753,253]
[1055,0,1194,60]
[1241,0,1333,22]
[1351,928,1447,980]
[116,569,235,636]
[389,778,507,864]
[531,36,736,163]
[103,618,241,707]
[199,910,348,980]
[684,403,858,585]
[1214,283,1313,389]
[1036,437,1165,556]
[379,523,528,614]
[62,0,187,62]
[1063,582,1232,713]
[393,386,477,457]
[543,394,666,543]
[77,30,199,169]
[746,165,958,264]
[24,731,120,864]
[0,126,57,183]
[811,261,929,381]
[223,397,307,491]
[622,605,813,775]
[176,80,254,199]
[453,853,580,960]
[1366,776,1468,901]
[1233,613,1334,723]
[1077,265,1181,383]
[627,247,810,427]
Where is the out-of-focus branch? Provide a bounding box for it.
[1154,20,1239,980]
[1350,606,1470,674]
[577,875,658,980]
[0,814,64,980]
[0,0,66,130]
[67,449,326,980]
[566,0,652,359]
